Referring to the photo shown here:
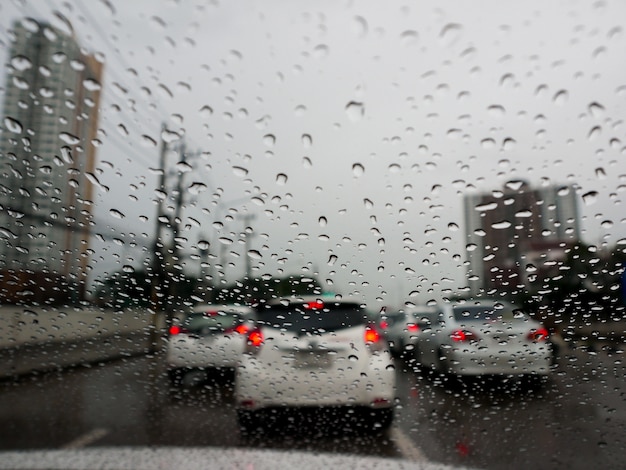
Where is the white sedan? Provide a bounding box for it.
[166,304,253,385]
[235,297,395,433]
[413,300,552,381]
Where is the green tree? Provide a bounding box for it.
[211,275,324,305]
[95,269,154,310]
[541,243,626,324]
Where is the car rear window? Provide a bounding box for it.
[256,302,367,334]
[382,312,405,326]
[409,311,441,325]
[182,312,242,334]
[453,306,525,323]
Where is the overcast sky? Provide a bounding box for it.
[1,0,625,309]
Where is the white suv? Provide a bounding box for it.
[235,297,395,433]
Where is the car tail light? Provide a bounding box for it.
[371,397,391,408]
[169,325,186,336]
[365,325,385,352]
[365,326,381,343]
[304,300,324,310]
[379,320,389,330]
[245,328,264,355]
[407,323,419,333]
[527,327,549,342]
[450,329,478,342]
[225,324,251,335]
[235,324,251,335]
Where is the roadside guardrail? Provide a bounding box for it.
[0,305,165,378]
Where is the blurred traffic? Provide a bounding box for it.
[1,1,626,469]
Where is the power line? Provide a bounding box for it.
[101,130,160,170]
[74,0,208,150]
[25,2,177,159]
[74,0,169,119]
[8,4,164,172]
[16,1,205,153]
[72,0,205,151]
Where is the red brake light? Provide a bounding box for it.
[225,324,251,335]
[169,325,182,335]
[244,328,264,355]
[247,329,264,347]
[450,329,477,342]
[365,325,385,352]
[235,324,251,335]
[379,320,389,330]
[407,323,419,332]
[365,326,381,344]
[371,397,391,407]
[304,300,324,310]
[527,327,549,342]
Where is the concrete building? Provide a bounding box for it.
[0,19,102,302]
[464,180,580,296]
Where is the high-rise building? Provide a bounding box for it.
[463,180,580,296]
[0,19,102,302]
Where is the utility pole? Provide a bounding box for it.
[150,123,168,352]
[171,141,186,265]
[240,213,256,281]
[162,139,186,328]
[237,213,256,303]
[210,197,250,294]
[169,144,204,316]
[197,234,211,299]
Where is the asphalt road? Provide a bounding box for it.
[0,347,624,470]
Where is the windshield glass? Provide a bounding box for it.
[453,305,524,323]
[0,1,625,469]
[381,312,405,326]
[182,312,242,333]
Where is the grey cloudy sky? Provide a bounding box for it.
[2,0,625,308]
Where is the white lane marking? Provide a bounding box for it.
[61,428,109,449]
[390,427,425,461]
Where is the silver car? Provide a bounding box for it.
[413,300,552,381]
[166,304,254,385]
[379,308,435,357]
[378,310,409,356]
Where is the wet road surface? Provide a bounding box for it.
[0,346,624,469]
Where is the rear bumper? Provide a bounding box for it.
[443,347,552,376]
[235,353,395,410]
[166,336,244,369]
[236,405,394,433]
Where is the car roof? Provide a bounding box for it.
[264,295,363,306]
[191,304,253,314]
[404,305,439,314]
[447,299,517,309]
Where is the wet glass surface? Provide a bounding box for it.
[0,1,625,469]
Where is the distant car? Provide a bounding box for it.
[378,310,407,356]
[379,307,440,357]
[378,310,417,357]
[413,300,552,381]
[166,304,254,385]
[235,297,395,433]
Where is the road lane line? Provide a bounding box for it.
[390,427,425,461]
[61,428,109,449]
